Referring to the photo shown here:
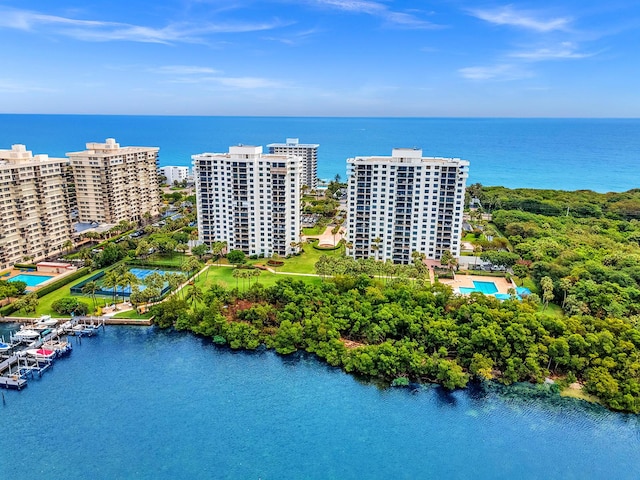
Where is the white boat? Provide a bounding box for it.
[13,329,40,340]
[0,341,11,352]
[36,315,58,327]
[25,348,56,360]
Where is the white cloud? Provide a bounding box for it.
[0,7,288,44]
[152,66,221,75]
[0,79,56,93]
[312,0,440,29]
[509,42,597,61]
[469,6,570,32]
[458,64,532,81]
[213,77,285,89]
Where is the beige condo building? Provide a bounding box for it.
[0,145,73,270]
[67,138,161,224]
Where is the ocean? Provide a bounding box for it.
[1,115,639,192]
[1,325,639,480]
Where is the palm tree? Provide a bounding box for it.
[102,270,121,305]
[232,268,242,290]
[371,237,382,261]
[63,239,74,255]
[345,241,353,257]
[185,284,204,307]
[182,256,202,281]
[81,281,99,314]
[122,272,140,302]
[144,272,165,302]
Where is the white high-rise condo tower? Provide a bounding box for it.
[193,145,302,257]
[0,145,74,270]
[267,138,319,190]
[346,148,469,264]
[67,138,161,224]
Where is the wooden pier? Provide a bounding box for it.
[0,316,104,390]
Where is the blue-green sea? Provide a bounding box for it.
[1,115,639,192]
[1,325,639,480]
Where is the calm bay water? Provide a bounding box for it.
[1,325,639,480]
[1,115,639,192]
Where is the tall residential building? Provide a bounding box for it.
[267,138,319,190]
[67,138,161,224]
[160,166,190,186]
[193,145,302,257]
[0,145,73,270]
[346,148,469,264]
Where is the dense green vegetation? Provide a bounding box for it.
[150,274,640,412]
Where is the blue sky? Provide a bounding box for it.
[1,0,639,116]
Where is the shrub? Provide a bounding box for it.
[51,297,89,315]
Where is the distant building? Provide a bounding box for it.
[267,138,319,190]
[346,148,469,263]
[193,145,302,257]
[0,145,74,270]
[160,166,190,186]
[67,138,161,224]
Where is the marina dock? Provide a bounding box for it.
[0,316,104,390]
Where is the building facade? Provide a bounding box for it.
[0,145,74,270]
[160,166,190,186]
[67,138,160,224]
[193,145,302,257]
[346,148,469,264]
[267,138,319,190]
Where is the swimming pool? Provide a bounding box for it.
[459,280,499,295]
[9,273,54,287]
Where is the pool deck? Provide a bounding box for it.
[2,269,76,291]
[440,274,515,295]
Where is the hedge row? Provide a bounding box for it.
[36,267,91,298]
[312,243,341,251]
[125,258,183,268]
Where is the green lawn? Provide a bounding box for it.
[111,309,153,319]
[192,265,323,292]
[143,253,188,267]
[257,245,345,274]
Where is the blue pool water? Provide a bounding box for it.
[1,325,639,480]
[8,273,54,287]
[459,280,499,295]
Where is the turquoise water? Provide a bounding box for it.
[473,281,499,294]
[1,325,639,480]
[459,280,499,295]
[8,273,54,287]
[1,115,639,192]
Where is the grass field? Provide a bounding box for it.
[193,266,324,291]
[257,245,344,274]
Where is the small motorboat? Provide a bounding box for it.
[43,337,71,355]
[0,341,11,352]
[36,315,58,327]
[13,329,40,340]
[25,348,56,360]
